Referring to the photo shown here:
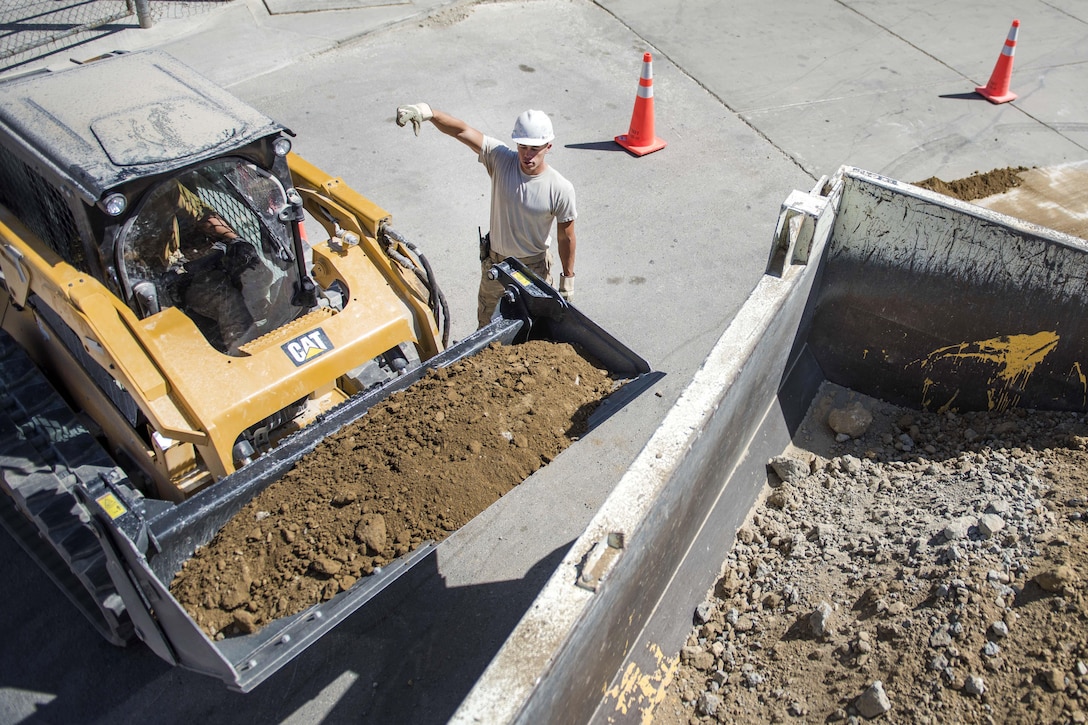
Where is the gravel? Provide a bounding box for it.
[654,383,1088,724]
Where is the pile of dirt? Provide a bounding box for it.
[170,340,616,639]
[913,167,1029,202]
[654,388,1088,724]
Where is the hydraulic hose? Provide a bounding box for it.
[381,225,450,348]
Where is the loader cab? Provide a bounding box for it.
[0,49,319,355]
[116,158,307,354]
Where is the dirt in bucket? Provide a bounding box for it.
[169,339,618,639]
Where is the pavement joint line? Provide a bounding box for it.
[828,0,1088,158]
[828,0,979,84]
[585,0,815,182]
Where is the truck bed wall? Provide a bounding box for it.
[814,168,1088,414]
[453,166,1088,724]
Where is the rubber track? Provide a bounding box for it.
[0,330,134,645]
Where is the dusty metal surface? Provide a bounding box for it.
[0,50,282,202]
[815,168,1088,414]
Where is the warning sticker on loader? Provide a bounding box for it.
[282,329,334,366]
[96,493,127,520]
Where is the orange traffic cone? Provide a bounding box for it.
[615,52,667,156]
[976,20,1020,104]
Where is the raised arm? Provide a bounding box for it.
[396,103,484,155]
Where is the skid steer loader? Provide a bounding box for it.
[0,49,659,691]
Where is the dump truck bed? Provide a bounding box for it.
[453,166,1088,723]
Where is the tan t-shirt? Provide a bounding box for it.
[479,136,577,258]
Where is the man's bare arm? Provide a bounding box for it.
[557,219,576,278]
[428,109,485,155]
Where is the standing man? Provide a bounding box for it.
[395,103,578,327]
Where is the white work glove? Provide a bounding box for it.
[396,103,433,136]
[559,274,574,302]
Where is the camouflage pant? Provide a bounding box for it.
[477,250,552,328]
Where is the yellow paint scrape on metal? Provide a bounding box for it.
[917,331,1062,412]
[1070,362,1088,407]
[603,642,678,723]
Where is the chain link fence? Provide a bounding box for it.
[1,0,232,73]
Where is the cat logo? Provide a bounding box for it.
[281,329,334,366]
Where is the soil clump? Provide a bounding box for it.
[914,167,1029,201]
[914,164,1088,240]
[170,340,616,639]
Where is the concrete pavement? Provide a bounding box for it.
[1,0,1086,723]
[0,0,458,82]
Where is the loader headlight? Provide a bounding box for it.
[103,193,127,216]
[273,137,292,157]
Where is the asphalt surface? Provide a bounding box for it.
[1,0,1086,723]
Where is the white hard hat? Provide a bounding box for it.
[511,109,555,145]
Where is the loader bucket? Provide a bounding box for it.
[87,260,661,692]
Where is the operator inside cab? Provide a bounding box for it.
[118,160,304,354]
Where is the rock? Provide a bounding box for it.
[929,626,952,648]
[354,513,387,554]
[978,513,1005,538]
[840,455,863,475]
[734,614,755,633]
[855,680,891,718]
[964,675,986,696]
[683,646,714,672]
[695,601,715,624]
[718,569,742,596]
[809,601,834,639]
[1044,667,1068,692]
[989,620,1009,639]
[697,691,721,716]
[1034,565,1075,592]
[943,519,972,541]
[883,601,907,617]
[767,490,789,509]
[311,557,342,576]
[828,402,873,438]
[769,453,811,485]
